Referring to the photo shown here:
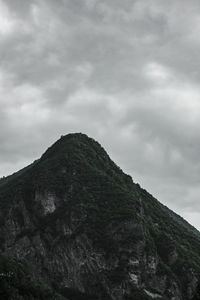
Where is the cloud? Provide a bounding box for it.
[0,0,200,229]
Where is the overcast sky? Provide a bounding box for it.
[1,0,200,229]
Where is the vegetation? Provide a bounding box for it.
[0,253,67,300]
[1,133,200,299]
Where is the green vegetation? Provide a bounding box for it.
[1,133,200,299]
[0,253,66,300]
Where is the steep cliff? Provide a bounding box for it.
[0,133,200,300]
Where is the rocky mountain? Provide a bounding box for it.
[1,133,200,300]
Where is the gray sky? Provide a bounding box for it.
[1,0,200,229]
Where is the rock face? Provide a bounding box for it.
[1,133,200,300]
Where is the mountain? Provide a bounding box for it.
[1,133,200,300]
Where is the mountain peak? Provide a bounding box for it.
[39,132,127,186]
[1,134,200,300]
[41,132,108,162]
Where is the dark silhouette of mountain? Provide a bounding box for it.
[0,133,200,300]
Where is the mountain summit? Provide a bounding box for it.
[0,133,200,300]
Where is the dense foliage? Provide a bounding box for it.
[0,253,66,300]
[1,133,200,299]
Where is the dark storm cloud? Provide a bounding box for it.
[1,0,200,228]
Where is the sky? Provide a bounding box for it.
[0,0,200,229]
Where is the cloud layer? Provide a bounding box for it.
[1,0,200,229]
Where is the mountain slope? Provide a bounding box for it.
[0,133,200,300]
[0,253,67,300]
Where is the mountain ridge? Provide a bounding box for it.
[0,133,200,299]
